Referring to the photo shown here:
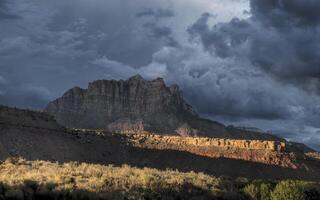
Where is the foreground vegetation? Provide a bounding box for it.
[0,158,319,200]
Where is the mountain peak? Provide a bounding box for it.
[45,76,281,141]
[45,76,198,134]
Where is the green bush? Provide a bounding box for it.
[244,183,260,200]
[260,183,273,200]
[271,181,306,200]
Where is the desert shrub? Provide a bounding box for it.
[260,183,273,200]
[243,182,274,200]
[244,183,260,200]
[234,177,250,190]
[271,180,306,200]
[242,180,320,200]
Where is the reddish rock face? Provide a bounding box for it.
[45,75,281,140]
[125,132,298,168]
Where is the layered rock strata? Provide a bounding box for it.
[123,132,298,168]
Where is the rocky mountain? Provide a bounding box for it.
[1,105,320,180]
[45,75,281,141]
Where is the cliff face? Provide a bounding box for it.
[45,75,197,134]
[45,75,280,140]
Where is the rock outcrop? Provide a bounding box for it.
[45,75,281,140]
[123,132,297,168]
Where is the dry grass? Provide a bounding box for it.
[0,158,240,199]
[1,158,318,200]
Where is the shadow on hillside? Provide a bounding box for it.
[1,128,319,181]
[120,146,318,181]
[4,146,318,181]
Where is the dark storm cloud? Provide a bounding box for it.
[188,13,251,58]
[0,87,51,110]
[142,23,179,47]
[188,0,320,89]
[136,8,174,19]
[134,45,300,122]
[251,0,320,27]
[138,8,178,47]
[42,2,178,68]
[192,88,292,120]
[0,0,20,20]
[0,75,51,109]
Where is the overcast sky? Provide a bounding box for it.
[0,0,320,150]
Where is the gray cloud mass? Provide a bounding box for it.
[188,0,320,90]
[0,0,319,150]
[0,0,20,20]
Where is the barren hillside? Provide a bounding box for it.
[1,105,320,180]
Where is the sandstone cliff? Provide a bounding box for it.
[45,75,281,141]
[123,132,297,168]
